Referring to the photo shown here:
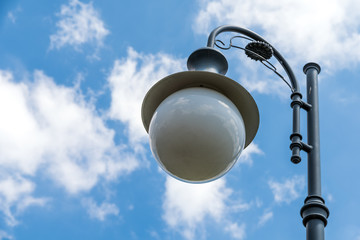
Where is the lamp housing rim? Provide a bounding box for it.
[141,71,259,148]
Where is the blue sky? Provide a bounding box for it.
[0,0,360,239]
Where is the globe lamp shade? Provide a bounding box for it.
[149,87,246,182]
[141,71,259,183]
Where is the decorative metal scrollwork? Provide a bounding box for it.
[215,36,294,92]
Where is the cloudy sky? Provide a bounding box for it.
[0,0,360,239]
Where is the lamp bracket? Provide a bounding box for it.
[291,99,312,112]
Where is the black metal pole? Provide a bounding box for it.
[301,63,329,240]
[305,63,322,196]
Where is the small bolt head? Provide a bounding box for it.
[291,155,301,164]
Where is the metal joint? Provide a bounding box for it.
[290,133,302,141]
[290,133,302,164]
[290,99,303,108]
[289,141,312,152]
[290,98,312,112]
[290,142,302,150]
[301,142,313,153]
[301,196,329,227]
[290,130,302,163]
[301,101,312,111]
[289,136,313,163]
[290,92,303,100]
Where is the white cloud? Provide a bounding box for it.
[6,6,22,24]
[0,230,13,240]
[50,0,109,52]
[0,69,139,225]
[162,176,250,240]
[225,223,246,240]
[268,175,305,204]
[238,142,263,166]
[82,198,119,221]
[107,47,184,144]
[7,12,16,23]
[258,210,273,227]
[0,173,47,226]
[326,193,334,202]
[16,196,49,213]
[163,177,231,228]
[194,0,360,70]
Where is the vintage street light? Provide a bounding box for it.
[141,25,329,240]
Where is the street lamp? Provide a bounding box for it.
[141,25,329,240]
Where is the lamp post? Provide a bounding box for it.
[141,25,329,240]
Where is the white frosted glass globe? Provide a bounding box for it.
[149,87,246,182]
